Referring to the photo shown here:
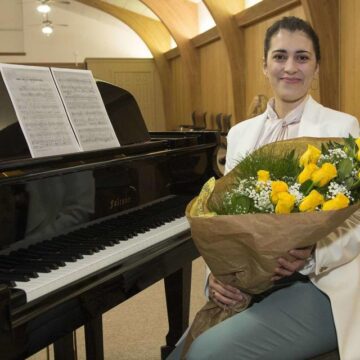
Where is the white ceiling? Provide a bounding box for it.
[103,0,160,20]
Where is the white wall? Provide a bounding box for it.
[0,0,24,53]
[0,0,153,63]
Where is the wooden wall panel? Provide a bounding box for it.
[199,40,235,128]
[301,0,339,110]
[204,0,246,122]
[169,57,192,130]
[340,0,360,120]
[243,4,320,117]
[86,58,165,131]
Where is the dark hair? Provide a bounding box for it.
[264,16,320,63]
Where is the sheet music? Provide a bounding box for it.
[51,68,120,151]
[0,64,80,158]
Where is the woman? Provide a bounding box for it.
[168,16,360,360]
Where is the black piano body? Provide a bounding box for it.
[0,79,219,360]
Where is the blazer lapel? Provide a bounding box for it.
[239,113,268,155]
[298,96,322,137]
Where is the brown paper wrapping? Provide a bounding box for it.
[180,137,360,358]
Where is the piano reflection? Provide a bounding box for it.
[0,78,219,360]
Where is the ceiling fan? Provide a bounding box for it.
[40,15,69,35]
[27,14,69,35]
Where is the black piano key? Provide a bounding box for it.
[8,253,59,270]
[49,241,96,255]
[27,250,78,263]
[3,258,53,273]
[46,249,84,260]
[31,243,84,260]
[0,267,38,278]
[102,238,119,245]
[0,272,31,282]
[34,241,66,250]
[18,248,67,265]
[0,255,20,265]
[52,236,107,252]
[69,239,107,250]
[0,280,16,287]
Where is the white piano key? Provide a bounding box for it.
[14,216,190,302]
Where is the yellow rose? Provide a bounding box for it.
[297,163,318,184]
[299,190,324,212]
[257,170,270,182]
[322,193,350,211]
[271,181,289,204]
[275,192,296,214]
[299,145,321,167]
[311,163,337,187]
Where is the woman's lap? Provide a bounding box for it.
[170,281,337,360]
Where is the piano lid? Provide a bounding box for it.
[96,80,150,146]
[0,74,151,162]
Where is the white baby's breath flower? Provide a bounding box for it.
[326,181,353,201]
[320,148,350,165]
[289,182,304,205]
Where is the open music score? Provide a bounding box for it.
[51,68,120,151]
[0,63,120,158]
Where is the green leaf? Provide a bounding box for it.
[337,158,353,180]
[344,136,356,155]
[345,177,355,189]
[299,179,314,195]
[321,143,328,155]
[226,193,253,214]
[351,179,360,190]
[286,149,295,161]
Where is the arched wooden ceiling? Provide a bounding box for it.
[73,0,175,122]
[74,0,203,123]
[141,0,201,112]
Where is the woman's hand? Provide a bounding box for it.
[208,273,244,309]
[271,245,315,281]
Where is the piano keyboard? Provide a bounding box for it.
[1,196,191,303]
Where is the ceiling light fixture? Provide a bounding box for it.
[37,3,51,14]
[42,24,53,35]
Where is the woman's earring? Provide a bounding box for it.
[311,78,319,91]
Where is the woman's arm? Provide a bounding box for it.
[314,208,360,275]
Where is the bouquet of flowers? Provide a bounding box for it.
[181,136,360,358]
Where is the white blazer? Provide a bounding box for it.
[225,96,360,360]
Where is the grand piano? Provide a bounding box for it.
[0,78,219,360]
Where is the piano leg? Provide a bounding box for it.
[161,262,192,360]
[85,315,104,360]
[53,332,76,360]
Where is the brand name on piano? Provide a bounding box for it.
[109,196,132,210]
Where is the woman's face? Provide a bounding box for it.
[263,29,319,105]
